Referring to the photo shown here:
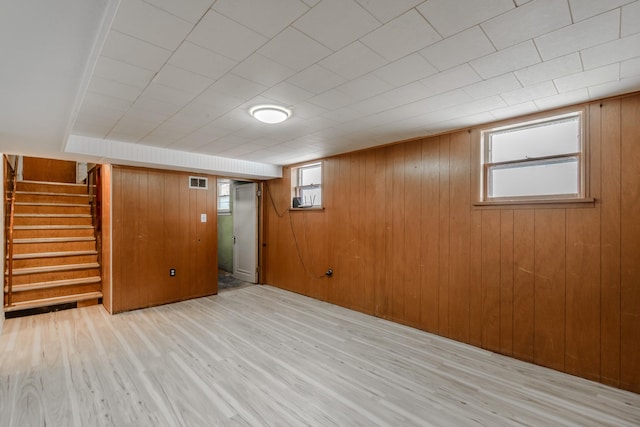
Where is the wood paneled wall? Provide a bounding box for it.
[23,156,76,183]
[263,93,640,393]
[101,165,112,313]
[111,166,217,313]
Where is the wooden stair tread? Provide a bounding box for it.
[4,291,102,312]
[16,191,88,197]
[5,276,101,292]
[11,250,98,260]
[14,236,95,243]
[15,202,89,207]
[10,262,100,275]
[14,213,91,217]
[19,180,87,187]
[14,225,93,230]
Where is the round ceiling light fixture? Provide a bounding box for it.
[249,104,291,124]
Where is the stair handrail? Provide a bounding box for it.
[4,155,17,307]
[87,165,102,269]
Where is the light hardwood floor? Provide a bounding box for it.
[1,285,639,426]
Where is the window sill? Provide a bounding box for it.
[289,207,325,212]
[473,198,596,209]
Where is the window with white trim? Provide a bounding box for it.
[481,111,584,202]
[291,162,322,208]
[217,179,230,213]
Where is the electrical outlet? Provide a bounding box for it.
[170,268,176,277]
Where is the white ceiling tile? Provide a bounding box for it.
[535,9,620,60]
[301,0,321,6]
[287,65,346,94]
[92,57,155,89]
[262,82,315,105]
[232,54,296,87]
[75,106,124,125]
[111,0,193,50]
[420,26,495,71]
[361,9,441,62]
[380,81,432,108]
[309,89,351,110]
[463,73,522,100]
[482,0,571,50]
[122,108,172,124]
[490,101,539,120]
[417,0,514,38]
[101,30,172,71]
[289,102,329,119]
[140,82,196,106]
[87,76,143,102]
[320,106,364,124]
[152,64,214,94]
[587,75,640,99]
[534,88,589,111]
[212,0,309,38]
[293,0,379,50]
[514,0,533,5]
[338,74,393,102]
[132,94,184,116]
[258,27,332,71]
[193,88,244,110]
[143,0,214,24]
[72,120,113,139]
[187,10,268,62]
[168,42,237,80]
[421,64,482,96]
[568,0,635,22]
[581,33,640,70]
[354,0,424,23]
[514,53,583,86]
[373,53,437,87]
[80,92,133,113]
[500,81,557,105]
[622,1,640,36]
[207,74,267,101]
[554,63,620,93]
[139,134,177,148]
[319,42,387,80]
[621,57,640,78]
[470,41,541,79]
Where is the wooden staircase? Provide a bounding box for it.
[4,180,102,313]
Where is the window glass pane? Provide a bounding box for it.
[300,164,321,186]
[218,195,230,211]
[218,181,230,196]
[489,157,578,198]
[489,116,580,163]
[300,187,322,206]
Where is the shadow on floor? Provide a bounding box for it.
[218,270,253,292]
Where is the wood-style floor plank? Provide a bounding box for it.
[1,285,639,426]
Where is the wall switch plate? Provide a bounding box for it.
[170,268,176,277]
[200,213,207,222]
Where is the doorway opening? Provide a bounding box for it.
[217,179,259,291]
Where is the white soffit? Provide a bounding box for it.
[66,135,282,179]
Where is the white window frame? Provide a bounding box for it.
[291,162,323,209]
[481,110,586,203]
[217,179,231,214]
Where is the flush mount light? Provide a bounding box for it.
[249,105,291,124]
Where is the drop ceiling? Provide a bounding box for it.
[2,0,640,178]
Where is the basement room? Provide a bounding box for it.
[1,0,639,425]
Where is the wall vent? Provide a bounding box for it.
[189,176,208,189]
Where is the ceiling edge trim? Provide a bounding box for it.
[66,135,283,179]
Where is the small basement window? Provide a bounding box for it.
[291,162,322,208]
[481,111,585,202]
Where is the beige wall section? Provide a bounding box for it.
[110,166,218,313]
[263,92,640,394]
